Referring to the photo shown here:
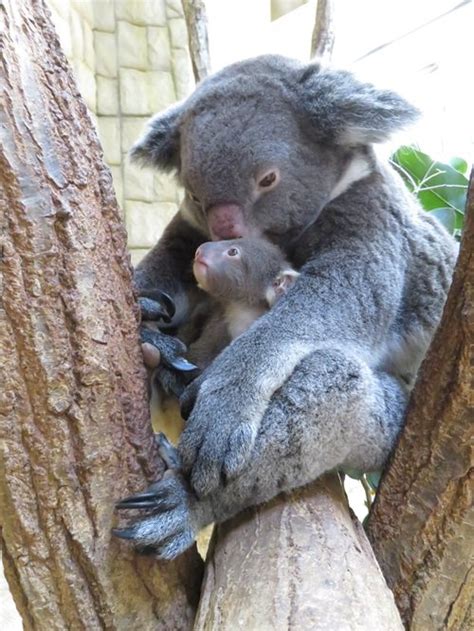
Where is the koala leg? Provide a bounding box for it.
[114,347,407,558]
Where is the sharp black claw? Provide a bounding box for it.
[156,432,182,470]
[112,527,137,540]
[168,356,198,372]
[159,291,176,319]
[139,297,172,324]
[115,499,156,509]
[116,489,162,510]
[140,290,176,321]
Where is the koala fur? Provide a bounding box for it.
[115,55,458,559]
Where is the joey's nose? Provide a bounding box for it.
[194,244,211,263]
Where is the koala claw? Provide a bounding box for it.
[179,375,203,419]
[113,474,199,560]
[155,432,182,470]
[139,290,175,323]
[169,356,199,372]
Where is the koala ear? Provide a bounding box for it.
[266,269,300,306]
[296,63,420,145]
[129,103,183,172]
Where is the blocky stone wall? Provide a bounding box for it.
[46,0,194,264]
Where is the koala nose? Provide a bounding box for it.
[194,243,212,264]
[207,203,248,240]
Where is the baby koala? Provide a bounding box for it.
[186,236,299,367]
[150,237,299,437]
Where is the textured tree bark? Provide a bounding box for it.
[311,0,335,61]
[367,171,474,630]
[194,475,404,630]
[181,0,211,82]
[0,1,202,629]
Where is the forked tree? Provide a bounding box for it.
[0,1,471,629]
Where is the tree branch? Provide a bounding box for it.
[181,0,211,82]
[311,0,335,61]
[0,1,203,627]
[195,475,404,630]
[367,170,474,629]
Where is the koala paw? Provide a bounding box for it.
[154,363,197,399]
[139,290,175,324]
[178,390,258,497]
[141,327,197,372]
[114,473,198,560]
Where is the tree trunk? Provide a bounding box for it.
[367,171,474,630]
[311,0,335,61]
[195,475,403,630]
[0,1,202,629]
[182,0,211,82]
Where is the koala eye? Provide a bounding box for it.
[257,169,280,191]
[187,190,201,205]
[227,247,240,257]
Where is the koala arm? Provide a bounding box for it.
[179,241,404,496]
[115,345,408,559]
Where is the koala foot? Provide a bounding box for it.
[114,473,201,560]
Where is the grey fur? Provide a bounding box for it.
[116,55,457,558]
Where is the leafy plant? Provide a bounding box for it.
[390,146,469,240]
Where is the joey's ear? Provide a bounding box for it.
[296,63,420,145]
[129,103,183,172]
[266,269,300,306]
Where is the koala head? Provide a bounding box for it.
[131,55,418,248]
[192,237,298,306]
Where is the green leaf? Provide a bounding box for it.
[343,467,364,480]
[366,471,382,491]
[391,146,468,215]
[449,157,469,175]
[428,207,457,234]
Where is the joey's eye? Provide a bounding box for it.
[187,191,201,205]
[227,247,240,257]
[258,170,279,190]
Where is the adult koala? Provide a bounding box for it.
[115,55,457,558]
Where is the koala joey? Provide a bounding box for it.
[149,236,299,435]
[114,55,458,560]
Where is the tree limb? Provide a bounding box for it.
[181,0,211,82]
[195,475,404,630]
[367,170,474,630]
[311,0,335,61]
[0,1,203,627]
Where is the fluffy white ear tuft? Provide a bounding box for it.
[265,269,300,306]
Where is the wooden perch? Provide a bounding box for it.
[195,475,403,630]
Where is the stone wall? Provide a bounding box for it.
[46,0,194,264]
